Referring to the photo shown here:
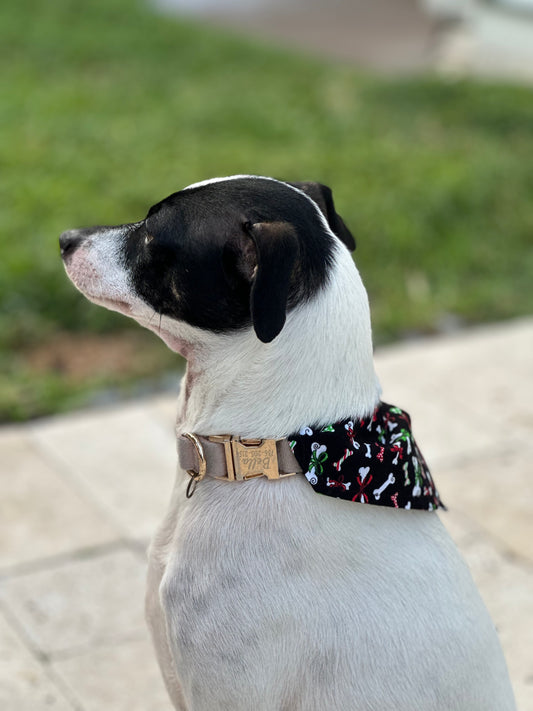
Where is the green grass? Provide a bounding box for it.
[1,0,533,421]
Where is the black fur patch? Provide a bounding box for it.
[122,178,342,341]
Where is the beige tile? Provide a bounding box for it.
[0,612,74,711]
[30,403,176,540]
[375,318,532,408]
[436,446,533,564]
[371,394,496,467]
[375,318,533,464]
[441,509,533,711]
[514,681,533,711]
[146,394,179,429]
[53,634,170,711]
[0,548,147,657]
[0,429,119,571]
[375,317,531,388]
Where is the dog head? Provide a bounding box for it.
[60,176,355,347]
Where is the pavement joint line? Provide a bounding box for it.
[1,580,148,663]
[0,539,133,582]
[0,596,47,662]
[39,658,88,711]
[126,537,152,559]
[35,667,85,711]
[376,314,532,346]
[0,599,85,711]
[47,629,150,663]
[22,388,181,428]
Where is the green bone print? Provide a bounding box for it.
[391,428,413,454]
[309,445,328,476]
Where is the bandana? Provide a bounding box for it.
[289,402,444,511]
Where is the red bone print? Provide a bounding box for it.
[352,473,373,503]
[326,476,351,492]
[390,444,403,465]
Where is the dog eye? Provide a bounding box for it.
[145,234,154,245]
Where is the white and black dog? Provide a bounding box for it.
[60,176,515,710]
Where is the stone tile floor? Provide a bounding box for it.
[1,317,532,710]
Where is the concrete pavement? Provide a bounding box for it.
[157,0,533,83]
[156,0,440,73]
[1,317,532,710]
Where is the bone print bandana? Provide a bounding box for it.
[289,402,444,511]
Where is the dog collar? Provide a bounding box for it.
[178,402,443,511]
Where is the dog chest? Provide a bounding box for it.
[152,486,515,711]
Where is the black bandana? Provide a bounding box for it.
[289,402,444,511]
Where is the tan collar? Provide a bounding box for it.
[178,433,302,497]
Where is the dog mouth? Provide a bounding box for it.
[63,266,133,317]
[61,247,134,317]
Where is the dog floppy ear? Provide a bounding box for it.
[288,181,356,251]
[247,221,299,343]
[223,221,298,343]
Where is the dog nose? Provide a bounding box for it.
[59,229,83,259]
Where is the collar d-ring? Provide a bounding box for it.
[182,432,207,498]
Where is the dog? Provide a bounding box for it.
[60,175,516,710]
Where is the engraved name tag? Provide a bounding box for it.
[233,439,279,480]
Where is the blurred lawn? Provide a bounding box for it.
[1,0,533,421]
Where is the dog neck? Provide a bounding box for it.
[172,244,379,439]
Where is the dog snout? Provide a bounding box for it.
[59,229,84,260]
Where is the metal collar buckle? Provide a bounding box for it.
[208,435,294,482]
[182,433,296,498]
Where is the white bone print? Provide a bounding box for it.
[373,473,395,500]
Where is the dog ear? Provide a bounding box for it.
[223,222,298,343]
[288,181,356,251]
[248,221,299,343]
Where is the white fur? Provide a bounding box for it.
[63,178,516,710]
[63,224,141,318]
[145,248,515,710]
